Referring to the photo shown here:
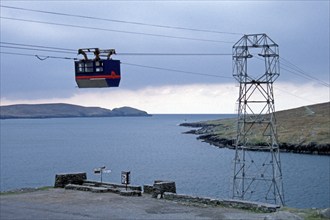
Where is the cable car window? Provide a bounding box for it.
[85,62,93,72]
[96,67,103,72]
[95,61,103,72]
[78,62,84,72]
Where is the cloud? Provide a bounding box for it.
[0,84,237,113]
[1,83,329,114]
[1,1,328,101]
[274,83,329,111]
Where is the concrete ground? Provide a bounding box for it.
[0,188,303,220]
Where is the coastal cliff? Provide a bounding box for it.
[181,102,330,155]
[0,103,150,119]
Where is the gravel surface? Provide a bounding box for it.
[0,188,304,220]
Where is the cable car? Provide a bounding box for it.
[74,48,121,88]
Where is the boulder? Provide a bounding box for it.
[320,208,330,218]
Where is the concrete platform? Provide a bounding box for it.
[0,188,303,220]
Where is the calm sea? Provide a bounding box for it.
[0,115,329,208]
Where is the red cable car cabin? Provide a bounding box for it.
[74,48,121,88]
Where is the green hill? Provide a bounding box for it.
[181,102,330,155]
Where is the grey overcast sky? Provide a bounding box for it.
[0,1,329,113]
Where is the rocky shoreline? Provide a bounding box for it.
[180,122,330,155]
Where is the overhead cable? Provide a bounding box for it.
[121,62,232,79]
[0,41,232,56]
[0,45,77,55]
[0,51,229,78]
[255,55,329,88]
[274,86,317,104]
[0,4,243,36]
[0,51,76,60]
[0,41,76,52]
[116,53,232,56]
[2,42,327,87]
[1,51,323,104]
[0,16,234,44]
[280,57,330,87]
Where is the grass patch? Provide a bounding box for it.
[280,207,326,220]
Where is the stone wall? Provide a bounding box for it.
[163,193,280,213]
[143,184,154,194]
[54,173,87,188]
[143,180,176,198]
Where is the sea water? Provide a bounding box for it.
[0,115,329,208]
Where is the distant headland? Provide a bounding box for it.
[180,102,330,155]
[0,103,151,119]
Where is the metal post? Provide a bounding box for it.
[94,166,106,184]
[121,171,130,191]
[232,34,284,206]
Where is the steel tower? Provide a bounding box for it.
[231,34,284,205]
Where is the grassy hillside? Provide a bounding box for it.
[181,102,330,155]
[276,102,329,146]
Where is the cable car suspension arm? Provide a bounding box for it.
[77,48,116,61]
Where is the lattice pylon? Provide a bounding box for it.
[231,34,285,206]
